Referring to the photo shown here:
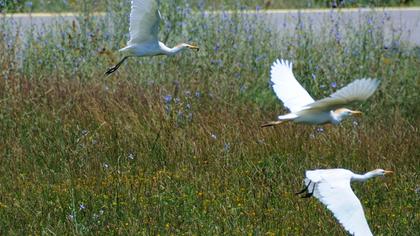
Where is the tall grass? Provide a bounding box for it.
[0,1,419,235]
[3,0,420,13]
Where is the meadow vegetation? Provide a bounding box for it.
[2,0,420,13]
[0,0,419,235]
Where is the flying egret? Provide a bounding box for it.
[296,168,393,236]
[261,59,380,127]
[105,0,199,75]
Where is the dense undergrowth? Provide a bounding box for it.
[0,0,419,235]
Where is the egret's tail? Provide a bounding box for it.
[261,120,284,128]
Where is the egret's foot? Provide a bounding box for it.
[295,181,311,195]
[104,56,129,76]
[296,181,315,198]
[105,66,119,75]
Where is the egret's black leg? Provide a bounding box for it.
[296,181,311,195]
[301,183,316,198]
[105,56,129,75]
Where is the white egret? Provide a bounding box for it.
[105,0,199,75]
[261,59,380,127]
[296,168,393,236]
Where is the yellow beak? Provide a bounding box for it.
[351,110,363,117]
[384,170,394,175]
[187,44,199,51]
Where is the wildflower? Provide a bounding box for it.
[128,153,135,160]
[25,1,33,8]
[211,133,217,140]
[195,91,201,98]
[163,95,172,103]
[415,186,420,196]
[213,43,220,52]
[103,163,109,169]
[79,204,86,210]
[316,127,324,133]
[311,73,316,80]
[224,143,230,152]
[81,129,88,136]
[330,82,337,88]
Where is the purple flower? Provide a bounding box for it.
[224,143,230,152]
[330,82,337,88]
[163,95,172,103]
[25,1,33,8]
[214,43,220,52]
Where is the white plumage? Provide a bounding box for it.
[270,59,315,113]
[127,0,160,46]
[297,168,393,236]
[262,59,380,126]
[105,0,199,75]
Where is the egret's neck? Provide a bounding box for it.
[351,171,379,182]
[159,42,185,56]
[330,110,345,124]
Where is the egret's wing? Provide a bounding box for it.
[305,170,373,236]
[303,78,380,112]
[128,0,161,45]
[270,59,315,113]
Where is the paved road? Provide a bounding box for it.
[3,8,420,46]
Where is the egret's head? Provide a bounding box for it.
[370,169,394,177]
[177,43,199,51]
[334,108,363,118]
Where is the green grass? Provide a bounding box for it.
[3,0,420,13]
[1,1,419,235]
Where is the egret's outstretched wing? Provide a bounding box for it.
[303,78,380,112]
[305,169,373,236]
[128,0,161,45]
[270,59,315,113]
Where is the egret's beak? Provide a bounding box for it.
[351,110,363,117]
[187,44,199,51]
[384,170,394,175]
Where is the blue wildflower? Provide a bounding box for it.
[163,95,172,103]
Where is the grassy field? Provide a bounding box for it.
[3,0,420,12]
[1,1,419,235]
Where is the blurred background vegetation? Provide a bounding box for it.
[1,0,420,12]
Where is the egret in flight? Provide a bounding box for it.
[261,59,380,127]
[105,0,199,75]
[296,168,393,236]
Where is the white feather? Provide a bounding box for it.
[303,78,380,112]
[128,0,160,46]
[304,169,373,236]
[270,59,315,113]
